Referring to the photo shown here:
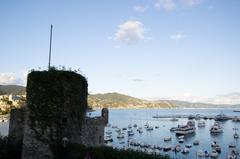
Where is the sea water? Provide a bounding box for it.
[1,108,240,159]
[91,108,240,159]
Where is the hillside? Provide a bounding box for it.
[0,85,238,108]
[0,85,26,95]
[88,93,173,108]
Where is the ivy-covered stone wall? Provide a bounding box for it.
[26,69,88,142]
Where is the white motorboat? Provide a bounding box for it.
[170,127,178,131]
[175,120,196,136]
[215,112,228,121]
[164,136,172,142]
[229,142,236,148]
[234,133,239,138]
[137,129,143,134]
[173,145,181,152]
[179,139,184,143]
[210,150,218,158]
[117,133,125,139]
[105,130,112,135]
[115,128,121,133]
[185,144,192,148]
[163,145,171,152]
[233,128,239,138]
[197,149,205,157]
[133,123,137,128]
[146,126,154,131]
[104,137,113,142]
[211,141,219,148]
[128,124,132,129]
[112,125,118,128]
[215,146,221,153]
[227,154,237,159]
[181,147,190,154]
[193,140,200,145]
[197,120,206,127]
[119,141,125,144]
[210,122,223,134]
[128,130,134,136]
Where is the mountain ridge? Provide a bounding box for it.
[0,85,26,95]
[0,85,239,108]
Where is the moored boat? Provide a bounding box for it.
[164,136,172,142]
[175,120,196,136]
[197,149,205,157]
[210,122,223,134]
[193,140,200,145]
[197,120,206,127]
[210,150,218,158]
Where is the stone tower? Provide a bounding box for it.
[102,108,109,125]
[8,69,108,159]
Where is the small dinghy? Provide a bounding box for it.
[197,149,205,157]
[164,136,172,142]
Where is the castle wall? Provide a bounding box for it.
[21,108,54,159]
[8,107,25,146]
[80,117,105,146]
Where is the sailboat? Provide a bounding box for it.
[233,128,239,139]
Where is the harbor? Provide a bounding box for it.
[99,108,240,159]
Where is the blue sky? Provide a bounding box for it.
[0,0,240,101]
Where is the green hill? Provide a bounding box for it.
[88,92,173,108]
[0,85,26,95]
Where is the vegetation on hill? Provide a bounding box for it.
[0,85,25,95]
[88,93,174,109]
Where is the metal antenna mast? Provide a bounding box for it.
[48,24,53,70]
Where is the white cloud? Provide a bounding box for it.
[0,73,26,86]
[133,5,148,12]
[154,0,176,11]
[114,20,145,44]
[181,0,202,6]
[170,32,186,40]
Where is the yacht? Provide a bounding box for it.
[215,112,228,121]
[232,116,240,122]
[175,120,196,136]
[210,121,223,134]
[197,120,206,127]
